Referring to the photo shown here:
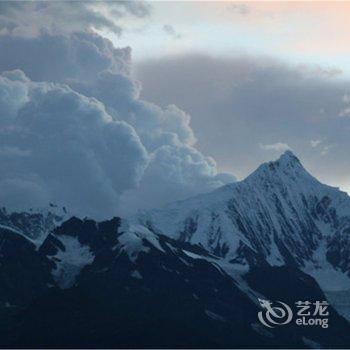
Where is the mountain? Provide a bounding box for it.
[136,151,350,292]
[1,151,350,348]
[0,204,67,244]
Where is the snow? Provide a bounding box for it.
[182,250,204,259]
[0,205,69,247]
[325,290,350,321]
[307,267,350,292]
[50,235,95,289]
[2,150,350,319]
[0,224,38,246]
[115,220,169,262]
[304,241,350,291]
[134,151,350,297]
[178,256,193,267]
[205,309,226,322]
[137,151,320,261]
[116,230,150,262]
[302,337,321,349]
[116,220,167,262]
[183,248,264,304]
[131,270,143,279]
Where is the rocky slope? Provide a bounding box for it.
[1,216,350,348]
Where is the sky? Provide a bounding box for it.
[107,1,350,193]
[0,1,349,218]
[110,1,350,73]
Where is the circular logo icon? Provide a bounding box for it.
[258,298,293,328]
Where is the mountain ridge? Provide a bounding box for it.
[1,151,350,348]
[1,214,350,348]
[135,151,350,292]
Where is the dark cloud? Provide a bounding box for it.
[0,31,131,83]
[0,0,151,36]
[136,54,350,190]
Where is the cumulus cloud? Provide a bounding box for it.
[119,144,235,216]
[0,70,148,217]
[0,30,235,217]
[0,31,132,82]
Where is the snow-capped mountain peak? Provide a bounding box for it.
[245,150,317,189]
[136,152,350,291]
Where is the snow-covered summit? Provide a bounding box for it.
[248,151,309,181]
[136,151,350,291]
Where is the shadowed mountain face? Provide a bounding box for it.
[1,152,350,348]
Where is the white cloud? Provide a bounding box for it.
[310,139,322,148]
[338,94,350,118]
[259,142,292,152]
[309,139,335,156]
[339,108,350,118]
[320,144,336,156]
[342,94,350,103]
[118,144,236,215]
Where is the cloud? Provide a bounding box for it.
[309,139,336,157]
[0,1,151,36]
[339,108,350,118]
[320,144,336,156]
[259,143,292,152]
[342,94,350,103]
[0,146,31,157]
[69,70,197,152]
[339,94,350,118]
[136,54,350,190]
[310,139,322,148]
[0,31,132,83]
[106,1,151,18]
[0,69,148,217]
[0,31,235,217]
[227,3,250,15]
[162,25,182,39]
[119,144,236,216]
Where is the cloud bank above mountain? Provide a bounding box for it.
[0,29,235,218]
[137,54,350,192]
